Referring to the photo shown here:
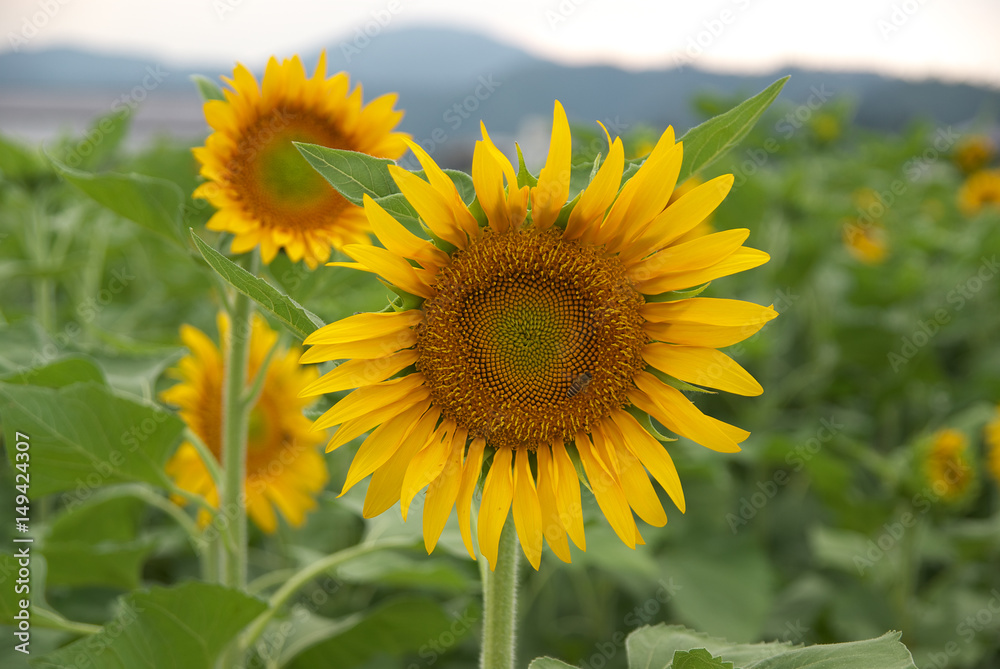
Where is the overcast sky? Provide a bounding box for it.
[2,0,999,86]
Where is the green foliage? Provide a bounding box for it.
[29,583,267,669]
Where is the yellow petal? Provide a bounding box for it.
[341,244,435,299]
[423,428,467,553]
[575,432,636,549]
[564,137,625,241]
[299,329,417,364]
[551,441,586,550]
[602,418,667,527]
[478,447,514,570]
[400,419,456,520]
[628,229,750,282]
[402,138,479,241]
[643,343,763,396]
[610,410,685,513]
[473,139,512,233]
[512,448,544,569]
[531,101,571,230]
[457,437,487,560]
[630,372,742,453]
[363,194,450,270]
[303,310,423,346]
[535,444,571,563]
[299,349,418,397]
[635,247,770,294]
[312,374,427,431]
[362,406,441,518]
[389,166,469,250]
[622,174,735,264]
[325,396,427,453]
[339,399,430,494]
[602,142,684,252]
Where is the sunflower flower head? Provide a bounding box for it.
[921,428,976,504]
[953,135,995,174]
[842,218,887,264]
[163,313,328,532]
[193,52,408,268]
[301,101,775,570]
[958,169,1000,216]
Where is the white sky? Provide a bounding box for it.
[2,0,999,86]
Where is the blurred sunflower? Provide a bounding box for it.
[985,409,1000,486]
[952,135,994,174]
[842,219,887,264]
[922,429,975,503]
[300,102,774,570]
[958,169,1000,216]
[163,313,328,532]
[193,52,408,268]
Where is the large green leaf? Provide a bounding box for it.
[623,625,916,669]
[0,356,105,389]
[41,496,154,589]
[191,230,326,340]
[283,597,476,668]
[30,582,267,669]
[49,156,187,245]
[294,143,399,206]
[672,649,734,669]
[0,381,182,496]
[676,76,789,184]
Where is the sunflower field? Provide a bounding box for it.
[1,58,999,669]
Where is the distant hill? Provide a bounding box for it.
[1,25,997,157]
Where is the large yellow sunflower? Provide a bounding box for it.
[193,52,408,268]
[300,102,775,569]
[163,313,328,532]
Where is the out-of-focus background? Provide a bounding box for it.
[2,2,1000,669]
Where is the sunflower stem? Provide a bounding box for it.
[479,517,520,669]
[219,256,256,583]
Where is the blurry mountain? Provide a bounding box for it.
[1,25,997,163]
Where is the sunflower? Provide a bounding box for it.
[163,313,328,532]
[922,429,974,503]
[958,169,1000,216]
[300,102,775,569]
[842,219,887,264]
[985,408,1000,486]
[952,135,994,174]
[193,52,408,268]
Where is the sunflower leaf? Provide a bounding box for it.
[29,582,266,669]
[672,649,735,669]
[294,143,400,205]
[191,74,226,101]
[0,381,182,496]
[676,75,790,184]
[48,155,188,246]
[191,230,326,340]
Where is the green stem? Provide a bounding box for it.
[479,518,520,669]
[220,263,255,592]
[239,538,414,650]
[31,606,102,636]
